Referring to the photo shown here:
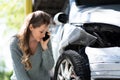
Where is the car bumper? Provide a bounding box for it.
[91,62,120,79]
[85,47,120,78]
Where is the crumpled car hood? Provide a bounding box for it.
[69,3,120,27]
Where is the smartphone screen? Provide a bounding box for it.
[43,32,50,41]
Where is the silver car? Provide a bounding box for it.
[51,0,120,80]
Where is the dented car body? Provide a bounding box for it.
[51,0,120,80]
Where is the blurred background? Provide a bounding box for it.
[0,0,25,80]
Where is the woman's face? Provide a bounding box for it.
[29,24,49,42]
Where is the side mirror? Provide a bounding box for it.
[53,12,68,25]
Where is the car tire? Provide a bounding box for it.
[54,50,91,80]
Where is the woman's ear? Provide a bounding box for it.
[29,24,33,31]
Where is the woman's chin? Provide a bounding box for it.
[37,39,42,42]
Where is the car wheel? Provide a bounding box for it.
[54,50,90,80]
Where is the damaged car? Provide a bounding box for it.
[51,0,120,80]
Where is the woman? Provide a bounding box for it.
[10,10,54,80]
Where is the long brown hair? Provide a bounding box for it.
[17,11,51,70]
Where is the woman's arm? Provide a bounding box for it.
[10,37,30,80]
[41,40,55,71]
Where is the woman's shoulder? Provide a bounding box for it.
[10,35,23,56]
[10,35,19,47]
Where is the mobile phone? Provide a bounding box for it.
[43,32,50,41]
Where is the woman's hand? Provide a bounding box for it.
[40,32,50,51]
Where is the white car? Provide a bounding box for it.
[51,0,120,80]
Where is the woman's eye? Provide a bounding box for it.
[40,31,43,33]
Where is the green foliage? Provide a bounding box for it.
[0,60,13,80]
[0,0,25,80]
[0,0,25,30]
[0,70,13,80]
[0,60,5,79]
